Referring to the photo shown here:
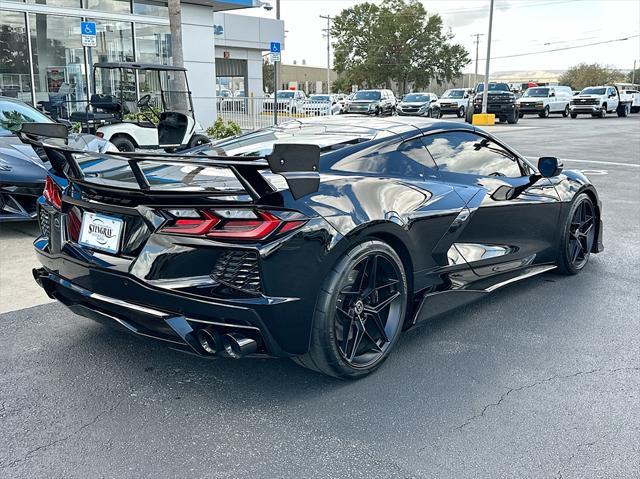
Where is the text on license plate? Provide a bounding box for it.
[78,212,123,254]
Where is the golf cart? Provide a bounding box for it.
[71,62,209,152]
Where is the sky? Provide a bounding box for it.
[236,0,640,73]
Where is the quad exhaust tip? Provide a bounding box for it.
[222,332,257,358]
[196,328,220,355]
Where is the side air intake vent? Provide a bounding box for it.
[211,250,262,294]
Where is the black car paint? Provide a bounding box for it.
[30,117,603,360]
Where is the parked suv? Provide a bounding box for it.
[468,82,519,124]
[396,92,438,117]
[569,85,631,118]
[433,88,470,117]
[263,90,307,114]
[344,89,396,115]
[516,86,573,118]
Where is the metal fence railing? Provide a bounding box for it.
[216,95,344,131]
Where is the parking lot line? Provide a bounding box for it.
[525,157,640,168]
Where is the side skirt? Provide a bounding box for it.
[412,264,556,325]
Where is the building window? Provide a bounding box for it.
[86,0,131,14]
[87,19,134,64]
[25,0,83,7]
[29,13,86,114]
[135,23,171,65]
[0,11,31,102]
[133,0,169,18]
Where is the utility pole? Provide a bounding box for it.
[276,0,281,91]
[481,0,494,115]
[471,33,485,89]
[320,15,332,94]
[633,59,637,85]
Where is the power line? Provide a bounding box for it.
[477,34,640,60]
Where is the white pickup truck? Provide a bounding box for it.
[569,85,632,118]
[622,89,640,113]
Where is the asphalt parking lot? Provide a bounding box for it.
[1,114,639,478]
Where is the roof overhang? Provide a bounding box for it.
[184,0,264,11]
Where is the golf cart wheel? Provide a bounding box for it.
[111,136,136,152]
[188,134,211,148]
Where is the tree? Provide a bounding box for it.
[168,0,189,112]
[331,0,469,95]
[627,67,640,84]
[558,63,626,90]
[263,59,274,93]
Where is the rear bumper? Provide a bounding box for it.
[33,238,316,358]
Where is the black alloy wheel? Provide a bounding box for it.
[334,253,403,368]
[558,193,596,274]
[293,240,407,378]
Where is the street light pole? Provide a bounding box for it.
[320,15,332,94]
[481,0,494,115]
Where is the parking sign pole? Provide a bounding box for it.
[481,0,494,114]
[274,62,278,125]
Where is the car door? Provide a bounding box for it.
[421,130,562,276]
[548,88,557,112]
[607,87,619,110]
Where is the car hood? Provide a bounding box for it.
[0,133,112,185]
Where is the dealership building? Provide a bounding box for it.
[0,0,284,127]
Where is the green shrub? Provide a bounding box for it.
[206,117,242,139]
[124,107,162,125]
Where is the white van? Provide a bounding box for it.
[516,85,573,118]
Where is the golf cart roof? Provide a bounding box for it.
[93,62,187,72]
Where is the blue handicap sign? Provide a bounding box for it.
[270,42,281,53]
[81,21,96,36]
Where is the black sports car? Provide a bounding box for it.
[0,97,115,221]
[22,116,603,379]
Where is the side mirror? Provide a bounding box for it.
[550,92,555,97]
[538,156,563,177]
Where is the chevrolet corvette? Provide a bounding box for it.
[21,116,603,378]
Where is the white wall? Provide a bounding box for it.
[182,3,217,128]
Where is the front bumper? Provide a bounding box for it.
[570,104,602,113]
[474,103,517,115]
[397,110,428,116]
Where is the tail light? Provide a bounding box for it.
[161,208,307,241]
[43,176,62,209]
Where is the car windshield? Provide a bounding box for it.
[353,91,381,101]
[309,95,330,102]
[476,83,510,93]
[276,91,295,99]
[580,87,606,95]
[0,100,52,137]
[523,88,549,97]
[442,90,464,98]
[403,94,430,102]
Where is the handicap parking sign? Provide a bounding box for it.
[270,42,281,53]
[81,21,96,36]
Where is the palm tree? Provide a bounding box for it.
[168,0,189,112]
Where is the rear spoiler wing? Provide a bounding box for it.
[18,123,320,200]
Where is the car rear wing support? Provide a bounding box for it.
[18,123,321,200]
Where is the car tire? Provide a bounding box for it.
[557,193,597,275]
[111,136,136,152]
[562,105,570,117]
[539,106,550,118]
[631,107,640,113]
[292,240,408,379]
[599,104,607,118]
[518,112,524,118]
[187,134,211,149]
[507,111,519,124]
[457,106,465,118]
[570,112,578,118]
[616,104,630,117]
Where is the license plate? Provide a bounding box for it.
[78,212,123,254]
